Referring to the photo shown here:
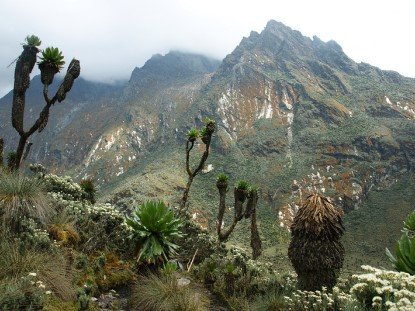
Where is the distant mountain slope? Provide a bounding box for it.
[0,76,124,167]
[98,21,415,270]
[1,21,415,269]
[0,75,123,108]
[158,20,415,217]
[0,52,220,173]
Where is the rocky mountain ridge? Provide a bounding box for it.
[1,21,414,233]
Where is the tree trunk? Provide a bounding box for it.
[180,176,193,211]
[0,138,3,167]
[13,135,27,171]
[250,208,262,259]
[216,186,227,236]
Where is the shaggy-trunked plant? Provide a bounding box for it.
[10,35,80,170]
[288,193,345,291]
[180,118,215,213]
[216,175,262,259]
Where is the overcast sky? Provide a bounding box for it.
[1,0,414,97]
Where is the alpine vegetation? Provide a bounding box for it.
[288,193,345,291]
[180,118,215,212]
[127,201,183,266]
[387,210,415,275]
[216,175,262,259]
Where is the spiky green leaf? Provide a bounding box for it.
[126,201,183,264]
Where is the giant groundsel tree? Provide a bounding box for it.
[216,175,262,259]
[10,35,80,170]
[288,193,345,290]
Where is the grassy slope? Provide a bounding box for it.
[101,139,415,276]
[342,175,415,274]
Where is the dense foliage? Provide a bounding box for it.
[387,211,415,275]
[38,47,65,71]
[127,201,183,264]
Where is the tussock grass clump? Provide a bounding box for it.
[132,273,210,311]
[251,291,286,311]
[0,170,49,231]
[79,178,96,204]
[46,210,80,247]
[0,234,75,301]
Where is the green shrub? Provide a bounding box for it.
[0,277,44,311]
[348,265,415,309]
[44,175,130,254]
[19,218,56,251]
[75,203,131,255]
[283,286,353,311]
[46,186,131,255]
[42,173,85,201]
[278,265,415,310]
[176,218,219,265]
[387,211,415,274]
[127,201,183,265]
[194,246,280,300]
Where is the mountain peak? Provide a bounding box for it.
[129,51,220,88]
[217,19,358,77]
[263,20,307,41]
[264,19,293,32]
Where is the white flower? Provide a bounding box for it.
[372,296,382,302]
[397,297,412,306]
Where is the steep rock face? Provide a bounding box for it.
[166,20,415,226]
[63,52,220,182]
[0,52,220,180]
[209,20,356,135]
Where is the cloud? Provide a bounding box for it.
[0,0,414,97]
